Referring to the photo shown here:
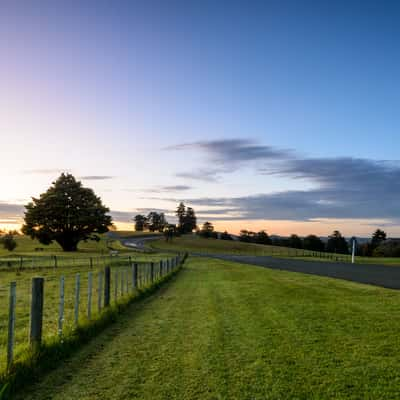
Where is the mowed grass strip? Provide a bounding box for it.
[16,257,400,400]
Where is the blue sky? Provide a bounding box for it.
[1,1,399,236]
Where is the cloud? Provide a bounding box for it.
[175,169,220,182]
[141,185,193,193]
[79,176,114,181]
[168,139,291,181]
[163,140,400,222]
[168,139,290,163]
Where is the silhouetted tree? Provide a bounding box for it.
[133,214,148,231]
[254,230,272,245]
[288,234,303,249]
[303,235,325,252]
[326,230,349,254]
[371,229,387,249]
[164,224,178,242]
[147,212,168,232]
[220,231,233,240]
[22,173,112,252]
[1,233,17,252]
[199,221,216,238]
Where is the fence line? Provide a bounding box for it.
[1,254,186,374]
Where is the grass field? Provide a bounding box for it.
[0,234,127,258]
[151,235,400,265]
[0,234,175,374]
[15,257,400,399]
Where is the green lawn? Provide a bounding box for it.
[151,235,400,265]
[16,257,400,399]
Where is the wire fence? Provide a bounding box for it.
[0,254,184,374]
[0,254,159,271]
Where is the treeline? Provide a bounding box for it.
[197,225,399,258]
[357,229,400,257]
[238,229,349,253]
[133,202,197,239]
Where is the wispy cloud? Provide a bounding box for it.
[162,139,400,223]
[79,176,115,181]
[168,139,291,181]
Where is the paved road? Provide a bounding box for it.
[200,254,400,290]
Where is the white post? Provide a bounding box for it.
[58,276,65,337]
[352,239,356,264]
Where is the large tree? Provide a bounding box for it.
[22,173,112,252]
[176,202,197,234]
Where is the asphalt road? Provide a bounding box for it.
[203,254,400,290]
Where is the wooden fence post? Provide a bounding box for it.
[87,272,93,320]
[54,255,58,268]
[98,271,103,312]
[125,270,129,293]
[74,274,80,326]
[150,262,154,283]
[104,267,111,307]
[160,260,163,277]
[121,269,124,296]
[114,270,118,303]
[7,281,16,368]
[132,263,137,291]
[30,277,44,352]
[58,276,65,336]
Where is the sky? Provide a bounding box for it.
[1,0,400,237]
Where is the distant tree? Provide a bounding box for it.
[22,173,112,252]
[239,230,251,242]
[326,230,349,254]
[158,213,168,232]
[176,202,186,233]
[288,234,303,249]
[164,224,178,242]
[147,212,168,232]
[1,233,17,252]
[133,214,148,231]
[254,230,272,245]
[303,235,325,252]
[220,231,233,241]
[373,239,400,257]
[371,229,387,249]
[199,221,215,238]
[183,207,197,233]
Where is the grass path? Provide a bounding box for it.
[16,257,400,399]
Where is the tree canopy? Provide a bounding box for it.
[22,173,112,252]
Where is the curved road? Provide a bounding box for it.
[204,254,400,290]
[111,234,400,290]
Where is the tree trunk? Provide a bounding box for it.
[57,238,79,252]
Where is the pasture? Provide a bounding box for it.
[16,257,400,399]
[0,234,173,375]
